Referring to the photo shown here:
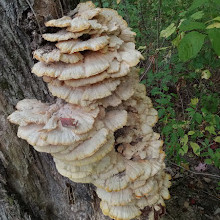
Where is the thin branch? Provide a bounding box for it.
[139,38,166,82]
[58,0,64,17]
[53,2,60,18]
[198,189,220,201]
[139,58,153,82]
[166,213,175,220]
[25,0,43,35]
[169,162,220,179]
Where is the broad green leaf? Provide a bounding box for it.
[206,16,220,24]
[207,29,220,56]
[190,142,200,156]
[206,22,220,29]
[214,136,220,143]
[179,145,188,156]
[191,98,199,105]
[172,32,185,47]
[213,16,220,22]
[178,19,186,28]
[201,69,211,79]
[191,11,204,20]
[180,134,188,145]
[194,112,202,124]
[178,31,206,61]
[205,126,216,135]
[160,23,176,38]
[179,20,205,31]
[183,144,188,153]
[188,0,208,11]
[188,131,195,135]
[205,159,212,165]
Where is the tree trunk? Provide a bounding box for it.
[0,1,109,219]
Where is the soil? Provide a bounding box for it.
[161,164,220,220]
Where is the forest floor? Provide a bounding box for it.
[161,163,220,220]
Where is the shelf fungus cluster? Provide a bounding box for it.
[8,2,171,220]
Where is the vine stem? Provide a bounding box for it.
[168,162,220,179]
[25,0,43,35]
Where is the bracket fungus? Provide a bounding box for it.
[8,2,171,220]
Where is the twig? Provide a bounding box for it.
[53,2,60,18]
[58,0,64,17]
[25,0,42,35]
[166,212,175,220]
[139,58,153,82]
[139,38,166,82]
[169,162,220,179]
[198,189,220,201]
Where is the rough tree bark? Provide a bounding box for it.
[0,1,110,220]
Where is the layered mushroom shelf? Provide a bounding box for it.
[8,2,171,220]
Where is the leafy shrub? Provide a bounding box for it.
[88,0,220,173]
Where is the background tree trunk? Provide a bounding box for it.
[0,1,109,219]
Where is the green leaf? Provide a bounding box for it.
[208,148,214,156]
[179,11,187,17]
[156,98,169,105]
[206,22,220,29]
[190,142,200,156]
[213,16,220,22]
[183,144,189,153]
[205,126,216,135]
[212,0,220,5]
[191,11,204,20]
[158,108,166,117]
[180,134,188,145]
[191,98,199,105]
[214,136,220,143]
[172,32,185,47]
[160,23,176,38]
[201,69,211,79]
[207,28,220,56]
[179,144,188,156]
[205,159,212,165]
[186,108,195,112]
[178,31,206,61]
[172,124,178,129]
[162,125,173,135]
[138,45,146,50]
[188,0,208,11]
[179,20,205,31]
[194,112,203,124]
[188,131,195,135]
